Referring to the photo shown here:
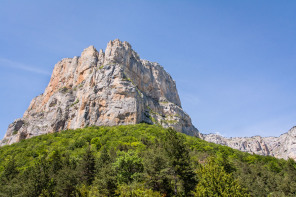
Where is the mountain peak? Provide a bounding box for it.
[81,45,98,58]
[1,40,199,145]
[104,39,136,65]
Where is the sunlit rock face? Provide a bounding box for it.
[1,39,199,145]
[203,126,296,160]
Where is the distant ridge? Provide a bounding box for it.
[203,126,296,160]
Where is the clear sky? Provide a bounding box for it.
[0,0,295,138]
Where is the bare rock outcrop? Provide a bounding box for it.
[203,126,296,160]
[1,39,199,145]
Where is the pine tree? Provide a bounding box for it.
[22,156,51,197]
[92,146,117,196]
[143,146,174,195]
[97,145,111,169]
[55,166,79,197]
[164,128,197,196]
[78,145,96,186]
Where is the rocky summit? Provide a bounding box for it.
[1,39,295,162]
[1,39,199,145]
[202,126,296,160]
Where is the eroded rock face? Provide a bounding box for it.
[203,126,296,160]
[1,39,199,145]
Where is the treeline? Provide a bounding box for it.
[0,124,296,196]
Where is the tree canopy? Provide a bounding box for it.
[0,124,295,196]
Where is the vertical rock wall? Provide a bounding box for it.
[1,39,199,145]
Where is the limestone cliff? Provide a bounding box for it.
[203,126,296,160]
[1,39,199,145]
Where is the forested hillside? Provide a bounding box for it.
[0,124,296,196]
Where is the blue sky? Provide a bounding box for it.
[0,0,295,138]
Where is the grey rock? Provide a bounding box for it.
[1,39,199,146]
[202,126,296,160]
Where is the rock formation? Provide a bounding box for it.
[203,126,296,160]
[1,39,199,145]
[2,39,295,162]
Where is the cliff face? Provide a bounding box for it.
[1,39,199,145]
[3,39,295,162]
[203,126,296,160]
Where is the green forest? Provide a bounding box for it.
[0,124,296,197]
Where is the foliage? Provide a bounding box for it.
[165,128,197,196]
[113,150,144,184]
[70,99,79,107]
[194,157,250,197]
[78,145,96,186]
[143,145,174,195]
[115,183,162,197]
[59,86,69,93]
[0,124,296,196]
